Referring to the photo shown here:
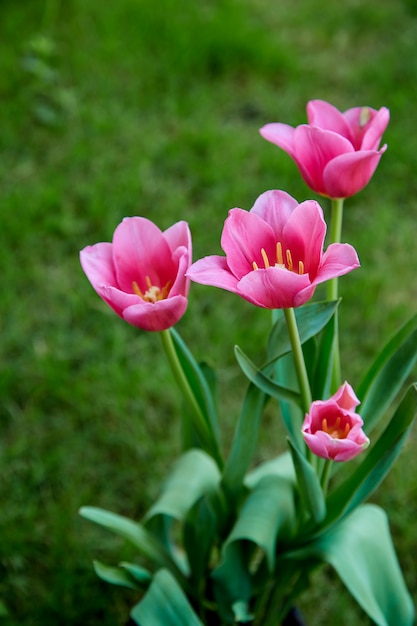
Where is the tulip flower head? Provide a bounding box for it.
[302,382,370,462]
[80,217,192,332]
[187,190,359,309]
[260,99,389,199]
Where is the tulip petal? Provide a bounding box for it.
[307,100,351,138]
[80,243,117,289]
[164,220,192,257]
[187,255,241,294]
[332,382,361,411]
[282,200,326,278]
[293,126,354,195]
[315,242,360,285]
[123,295,189,332]
[112,217,175,293]
[323,148,386,198]
[259,123,297,159]
[250,189,298,237]
[221,209,276,279]
[238,267,313,309]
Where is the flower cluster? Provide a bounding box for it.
[79,99,417,626]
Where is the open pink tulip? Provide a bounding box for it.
[187,190,359,309]
[260,99,389,198]
[80,217,192,332]
[302,382,370,462]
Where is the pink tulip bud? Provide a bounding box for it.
[80,217,192,331]
[260,99,389,199]
[302,382,370,462]
[187,190,359,309]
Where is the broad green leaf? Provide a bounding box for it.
[224,474,296,572]
[311,314,336,400]
[120,562,152,586]
[93,559,140,590]
[222,382,266,497]
[170,328,220,442]
[272,352,304,449]
[358,312,417,432]
[244,451,295,490]
[130,568,204,626]
[79,506,188,588]
[145,448,221,522]
[234,346,301,405]
[267,300,339,363]
[287,439,326,524]
[183,493,217,584]
[232,600,254,623]
[289,505,414,626]
[211,542,252,625]
[323,384,417,529]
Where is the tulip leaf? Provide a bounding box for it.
[119,562,153,586]
[358,312,417,432]
[270,351,305,449]
[130,568,204,626]
[234,346,301,406]
[311,314,337,400]
[244,451,296,490]
[79,506,188,588]
[267,300,339,364]
[289,505,415,626]
[323,384,417,528]
[287,439,326,524]
[183,493,217,585]
[93,559,140,590]
[144,448,221,522]
[222,382,266,497]
[170,327,221,444]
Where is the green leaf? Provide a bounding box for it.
[323,384,417,528]
[289,505,414,626]
[287,439,326,524]
[93,560,140,590]
[234,345,301,405]
[130,569,204,626]
[120,562,152,586]
[222,382,266,497]
[311,314,336,400]
[145,448,221,522]
[267,300,339,363]
[358,312,417,432]
[244,451,296,490]
[183,493,217,584]
[79,506,188,588]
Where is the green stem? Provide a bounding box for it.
[320,458,333,495]
[160,329,223,467]
[283,308,312,414]
[327,197,344,392]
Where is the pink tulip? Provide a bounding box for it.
[187,190,359,309]
[302,382,370,462]
[260,100,389,198]
[80,217,192,332]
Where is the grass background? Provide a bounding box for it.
[1,0,417,623]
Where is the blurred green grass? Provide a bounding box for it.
[1,0,417,623]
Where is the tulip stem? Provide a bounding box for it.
[283,308,312,415]
[160,329,223,468]
[327,197,344,391]
[320,458,333,495]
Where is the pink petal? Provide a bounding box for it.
[112,217,175,293]
[250,190,298,238]
[323,148,386,198]
[221,209,276,279]
[361,107,390,150]
[164,220,192,257]
[80,243,117,289]
[343,106,389,150]
[169,247,191,298]
[123,295,188,332]
[293,126,354,195]
[306,100,351,139]
[100,285,142,316]
[314,242,360,285]
[187,255,241,294]
[238,267,312,309]
[282,200,326,278]
[332,381,361,411]
[259,123,297,160]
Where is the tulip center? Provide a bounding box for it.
[321,416,351,439]
[252,242,304,275]
[132,276,172,303]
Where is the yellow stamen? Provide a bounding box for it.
[276,242,283,266]
[132,281,144,298]
[286,249,293,271]
[261,248,270,269]
[321,416,351,439]
[298,260,304,275]
[252,261,259,270]
[132,278,172,303]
